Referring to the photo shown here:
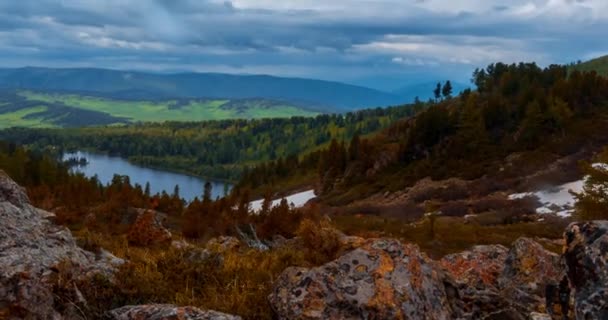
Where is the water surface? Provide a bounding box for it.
[64,151,229,202]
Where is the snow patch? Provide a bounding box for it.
[249,190,316,213]
[508,180,584,218]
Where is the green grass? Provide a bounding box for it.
[0,106,57,129]
[19,91,318,124]
[571,55,608,77]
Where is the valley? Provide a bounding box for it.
[0,90,319,128]
[4,1,608,318]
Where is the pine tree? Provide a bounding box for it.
[456,93,488,155]
[433,82,442,102]
[574,149,608,220]
[348,133,361,161]
[144,182,151,197]
[173,184,180,198]
[203,181,213,203]
[442,80,453,99]
[517,100,544,147]
[548,97,573,137]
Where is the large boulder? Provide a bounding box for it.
[441,244,509,288]
[127,209,172,246]
[268,238,462,320]
[563,221,608,319]
[107,304,242,320]
[0,171,120,319]
[440,239,561,318]
[498,238,561,313]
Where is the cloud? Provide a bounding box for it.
[0,0,605,89]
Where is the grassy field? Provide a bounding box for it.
[0,106,57,129]
[21,91,318,122]
[0,91,319,129]
[571,55,608,77]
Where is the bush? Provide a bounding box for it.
[295,218,342,265]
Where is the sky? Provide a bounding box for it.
[0,0,607,91]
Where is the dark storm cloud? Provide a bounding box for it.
[0,0,606,89]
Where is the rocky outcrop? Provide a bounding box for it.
[441,244,509,288]
[440,238,561,318]
[563,221,608,319]
[268,238,462,320]
[0,171,120,319]
[127,209,172,246]
[107,304,242,320]
[498,238,561,314]
[269,234,565,320]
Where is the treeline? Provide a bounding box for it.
[241,63,608,204]
[0,141,320,242]
[0,104,420,181]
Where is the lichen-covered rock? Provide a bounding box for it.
[107,304,242,320]
[441,244,509,288]
[0,171,119,319]
[441,239,561,318]
[268,238,461,320]
[563,221,608,319]
[127,209,172,246]
[498,238,561,313]
[0,171,29,208]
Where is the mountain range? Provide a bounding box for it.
[0,67,408,111]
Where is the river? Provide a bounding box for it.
[63,151,230,202]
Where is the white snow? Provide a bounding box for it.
[249,189,316,213]
[509,180,584,218]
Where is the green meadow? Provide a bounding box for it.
[0,91,319,128]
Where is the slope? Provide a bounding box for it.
[0,67,403,110]
[570,55,608,77]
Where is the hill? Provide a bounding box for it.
[0,90,319,128]
[0,67,404,110]
[391,81,470,102]
[570,55,608,76]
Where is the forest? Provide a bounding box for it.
[1,103,420,181]
[249,63,608,205]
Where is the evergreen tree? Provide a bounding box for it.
[348,133,361,161]
[173,184,180,198]
[144,182,151,197]
[433,82,442,102]
[548,97,573,137]
[574,149,608,220]
[203,181,213,203]
[442,80,453,99]
[517,100,544,147]
[456,93,488,155]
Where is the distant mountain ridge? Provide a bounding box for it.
[0,67,404,110]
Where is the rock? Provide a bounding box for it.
[0,171,119,319]
[563,221,608,319]
[441,239,561,318]
[206,236,241,252]
[127,209,172,246]
[268,238,462,320]
[441,244,509,288]
[107,304,242,320]
[498,238,561,314]
[529,312,552,320]
[0,171,29,208]
[171,239,192,250]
